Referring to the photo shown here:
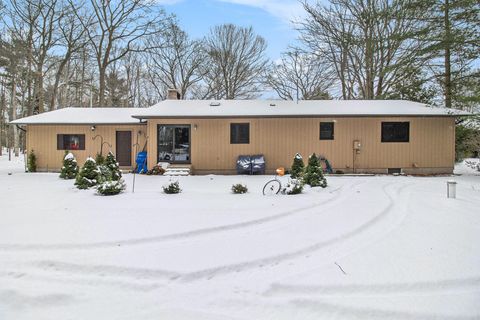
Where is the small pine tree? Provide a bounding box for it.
[290,153,305,178]
[95,153,105,165]
[27,150,37,172]
[163,181,181,194]
[97,180,126,196]
[282,178,304,195]
[303,153,327,188]
[231,183,248,194]
[59,151,79,179]
[75,157,100,189]
[104,151,122,181]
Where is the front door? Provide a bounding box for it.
[158,125,191,163]
[116,131,132,166]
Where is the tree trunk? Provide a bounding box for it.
[10,77,19,157]
[99,68,106,107]
[37,67,45,113]
[50,62,66,110]
[444,0,452,109]
[0,80,4,156]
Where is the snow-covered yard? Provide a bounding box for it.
[1,154,480,320]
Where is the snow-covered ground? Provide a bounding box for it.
[1,153,479,320]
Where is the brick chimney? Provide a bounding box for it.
[167,88,181,100]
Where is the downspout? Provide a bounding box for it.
[16,125,28,172]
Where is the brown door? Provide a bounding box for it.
[116,131,132,166]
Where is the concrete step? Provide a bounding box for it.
[164,167,191,176]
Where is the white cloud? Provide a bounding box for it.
[216,0,305,23]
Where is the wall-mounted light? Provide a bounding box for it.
[91,125,96,131]
[194,124,198,131]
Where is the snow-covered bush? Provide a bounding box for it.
[96,179,126,196]
[303,153,327,188]
[282,179,304,195]
[59,152,79,179]
[75,157,100,190]
[146,165,166,175]
[104,151,122,181]
[290,153,305,179]
[27,150,37,172]
[97,152,122,183]
[163,181,181,194]
[231,183,248,194]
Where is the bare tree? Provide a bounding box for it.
[266,50,334,100]
[299,0,429,100]
[200,24,268,99]
[9,0,62,114]
[49,3,87,109]
[74,0,167,106]
[145,19,204,100]
[0,35,27,155]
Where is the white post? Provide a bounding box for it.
[447,181,457,199]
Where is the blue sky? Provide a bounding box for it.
[158,0,305,60]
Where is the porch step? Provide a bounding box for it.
[163,164,192,176]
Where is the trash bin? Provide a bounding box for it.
[236,155,252,174]
[251,155,265,175]
[136,151,148,173]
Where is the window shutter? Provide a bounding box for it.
[57,134,64,150]
[79,135,86,150]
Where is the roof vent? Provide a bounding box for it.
[210,102,221,107]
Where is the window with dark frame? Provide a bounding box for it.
[320,122,334,140]
[57,134,86,150]
[230,123,250,144]
[381,122,410,143]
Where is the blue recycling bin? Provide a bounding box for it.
[136,152,148,173]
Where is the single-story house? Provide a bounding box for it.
[11,92,471,175]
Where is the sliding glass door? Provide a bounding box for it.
[157,125,191,163]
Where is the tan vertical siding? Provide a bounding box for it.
[26,124,146,171]
[146,117,455,174]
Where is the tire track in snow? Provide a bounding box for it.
[0,270,163,292]
[266,276,480,297]
[4,181,408,290]
[177,181,410,282]
[290,299,479,320]
[0,181,365,251]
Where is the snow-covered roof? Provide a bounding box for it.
[10,100,472,125]
[132,100,472,118]
[10,107,145,125]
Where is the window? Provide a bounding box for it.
[230,123,250,144]
[381,122,410,143]
[57,134,85,150]
[320,122,334,140]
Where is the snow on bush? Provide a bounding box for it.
[96,179,126,196]
[60,152,79,179]
[290,153,305,179]
[163,181,181,194]
[231,183,248,194]
[464,159,480,172]
[282,178,304,195]
[104,152,122,181]
[303,153,327,188]
[75,157,100,190]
